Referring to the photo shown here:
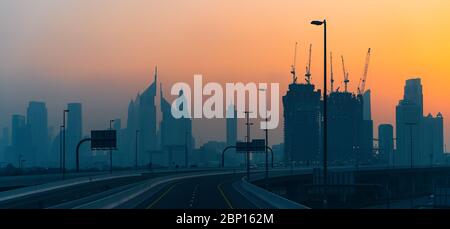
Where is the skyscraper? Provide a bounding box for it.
[67,103,83,169]
[127,68,158,167]
[378,124,394,165]
[327,92,372,165]
[160,84,193,167]
[26,101,49,167]
[404,78,423,116]
[395,78,423,166]
[7,115,31,167]
[0,127,10,163]
[112,118,127,167]
[422,113,444,165]
[363,90,372,121]
[226,104,239,166]
[283,83,322,165]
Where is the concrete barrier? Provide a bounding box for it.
[0,172,142,203]
[238,177,310,209]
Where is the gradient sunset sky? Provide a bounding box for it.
[0,0,449,147]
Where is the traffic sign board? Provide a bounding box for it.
[91,130,117,150]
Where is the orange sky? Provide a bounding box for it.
[1,0,449,147]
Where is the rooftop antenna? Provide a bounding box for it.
[290,42,298,84]
[305,44,312,84]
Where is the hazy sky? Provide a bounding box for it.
[1,0,450,147]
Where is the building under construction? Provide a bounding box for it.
[283,43,322,165]
[283,83,322,165]
[283,46,373,166]
[326,92,373,165]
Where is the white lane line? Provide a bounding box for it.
[78,171,236,209]
[189,184,199,208]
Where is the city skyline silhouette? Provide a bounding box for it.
[1,1,449,148]
[2,1,450,216]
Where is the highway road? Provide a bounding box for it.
[0,167,342,209]
[0,173,156,209]
[135,173,257,209]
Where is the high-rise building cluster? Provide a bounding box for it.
[0,68,446,171]
[283,80,373,166]
[283,75,445,167]
[394,78,445,166]
[0,68,197,170]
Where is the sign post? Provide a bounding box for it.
[76,130,117,173]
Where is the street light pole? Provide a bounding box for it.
[62,109,69,179]
[109,119,115,174]
[311,19,328,207]
[60,125,63,174]
[259,88,270,186]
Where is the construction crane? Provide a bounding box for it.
[341,55,349,93]
[305,44,312,84]
[290,42,298,84]
[357,48,372,95]
[330,52,334,93]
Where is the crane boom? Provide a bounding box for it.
[358,48,371,95]
[341,55,349,92]
[305,44,312,84]
[290,42,298,84]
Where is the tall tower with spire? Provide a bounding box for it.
[126,66,158,167]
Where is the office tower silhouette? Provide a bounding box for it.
[396,78,423,166]
[127,68,158,167]
[404,78,423,116]
[67,103,83,169]
[396,99,421,166]
[363,90,372,121]
[378,124,394,165]
[283,83,321,166]
[7,115,31,167]
[0,127,10,164]
[226,104,239,166]
[26,101,49,167]
[50,128,63,169]
[327,91,372,165]
[111,118,126,167]
[422,113,444,165]
[160,84,193,167]
[395,78,444,166]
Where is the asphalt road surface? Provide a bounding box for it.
[136,174,257,209]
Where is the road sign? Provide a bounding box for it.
[91,130,117,150]
[236,142,249,152]
[236,139,266,152]
[251,139,266,151]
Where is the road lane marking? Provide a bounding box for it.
[217,181,234,209]
[146,182,179,209]
[189,184,199,208]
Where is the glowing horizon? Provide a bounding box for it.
[0,0,449,147]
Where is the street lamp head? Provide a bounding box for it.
[64,109,69,113]
[311,20,324,25]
